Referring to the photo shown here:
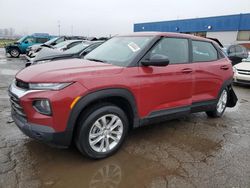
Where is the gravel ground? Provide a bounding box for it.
[0,48,250,188]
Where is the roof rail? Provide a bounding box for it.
[32,33,50,36]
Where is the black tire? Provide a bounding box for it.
[206,88,228,118]
[10,48,20,58]
[75,103,129,159]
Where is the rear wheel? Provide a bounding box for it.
[10,48,20,58]
[206,89,228,117]
[75,104,129,159]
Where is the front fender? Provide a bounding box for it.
[65,88,139,143]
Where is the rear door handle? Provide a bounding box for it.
[181,68,193,74]
[220,65,229,70]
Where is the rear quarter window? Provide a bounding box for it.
[192,41,218,62]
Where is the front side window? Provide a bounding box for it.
[192,41,218,62]
[23,37,35,43]
[85,36,153,67]
[67,41,81,49]
[54,41,70,48]
[36,38,48,43]
[65,42,90,54]
[146,38,189,64]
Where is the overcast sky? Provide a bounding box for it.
[0,0,250,37]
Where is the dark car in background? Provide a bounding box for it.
[26,36,87,58]
[225,44,249,66]
[26,41,104,66]
[5,33,54,58]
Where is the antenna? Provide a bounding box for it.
[58,20,61,36]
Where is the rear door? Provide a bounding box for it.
[138,37,193,117]
[191,40,230,103]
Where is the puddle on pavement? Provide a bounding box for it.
[25,141,171,188]
[22,119,223,188]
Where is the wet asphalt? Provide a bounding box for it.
[0,48,250,188]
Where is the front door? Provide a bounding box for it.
[138,37,193,118]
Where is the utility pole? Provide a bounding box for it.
[71,25,73,36]
[58,20,61,36]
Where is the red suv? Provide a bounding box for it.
[9,32,237,159]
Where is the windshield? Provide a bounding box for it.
[64,42,91,54]
[17,36,27,43]
[54,41,70,48]
[44,37,59,45]
[84,36,153,67]
[243,56,250,62]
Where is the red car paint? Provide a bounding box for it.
[10,32,234,147]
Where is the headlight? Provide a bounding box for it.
[33,99,52,115]
[35,59,51,64]
[29,82,72,90]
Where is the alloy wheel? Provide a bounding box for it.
[88,114,123,153]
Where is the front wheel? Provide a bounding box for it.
[10,48,20,58]
[75,104,129,159]
[206,89,228,118]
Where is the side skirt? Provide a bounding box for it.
[139,100,217,126]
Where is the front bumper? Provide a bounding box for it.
[4,46,10,54]
[233,72,250,85]
[12,110,72,147]
[8,81,87,148]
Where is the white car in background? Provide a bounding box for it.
[233,55,250,85]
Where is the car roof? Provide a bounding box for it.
[119,32,214,43]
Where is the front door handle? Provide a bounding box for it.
[220,65,229,70]
[181,68,193,74]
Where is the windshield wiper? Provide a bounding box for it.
[86,58,106,63]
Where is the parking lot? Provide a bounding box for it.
[0,48,250,188]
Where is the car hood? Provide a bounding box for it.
[234,62,250,71]
[16,58,124,83]
[33,47,64,61]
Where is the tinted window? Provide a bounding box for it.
[192,41,218,62]
[36,38,48,43]
[147,38,189,64]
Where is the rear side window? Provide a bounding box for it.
[148,38,189,64]
[192,41,218,62]
[36,38,48,43]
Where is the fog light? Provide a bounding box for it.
[33,99,52,115]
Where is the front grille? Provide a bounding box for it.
[237,69,250,75]
[16,80,29,90]
[236,79,250,84]
[9,91,26,118]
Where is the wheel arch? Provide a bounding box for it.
[8,46,21,57]
[66,88,140,145]
[217,78,237,107]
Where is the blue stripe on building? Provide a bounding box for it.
[134,13,250,33]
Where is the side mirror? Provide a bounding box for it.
[141,54,170,67]
[24,41,28,44]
